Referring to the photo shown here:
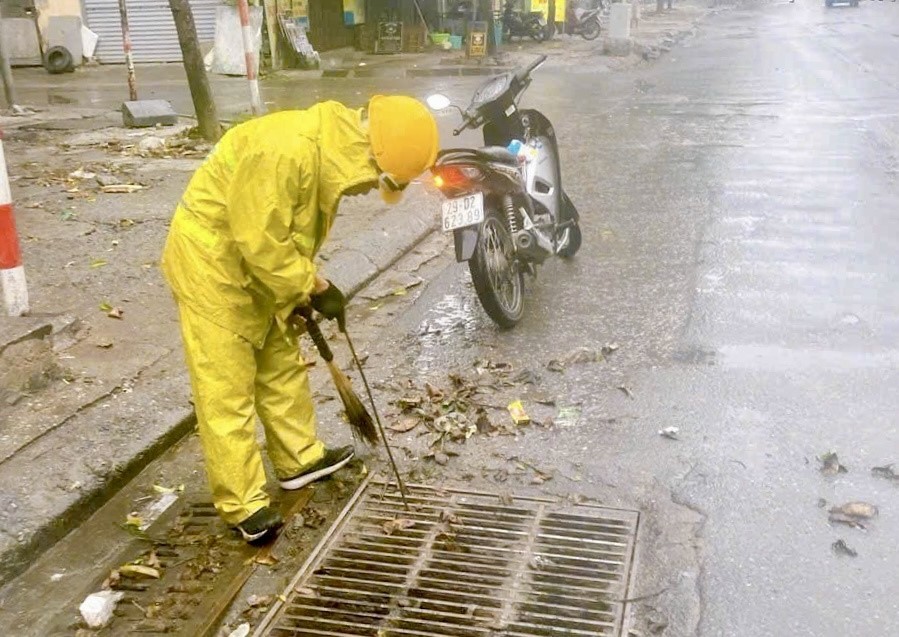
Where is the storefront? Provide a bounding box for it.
[83,0,221,63]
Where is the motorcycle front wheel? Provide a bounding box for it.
[581,17,601,40]
[469,212,524,328]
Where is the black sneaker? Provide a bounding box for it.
[279,446,355,491]
[235,506,283,544]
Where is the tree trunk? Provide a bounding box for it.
[657,0,665,12]
[168,0,221,141]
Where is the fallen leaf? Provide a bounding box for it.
[498,494,514,506]
[95,339,113,349]
[832,539,858,558]
[152,483,184,495]
[871,464,898,481]
[125,513,143,527]
[388,417,420,433]
[546,359,565,373]
[828,501,878,529]
[556,406,581,428]
[90,258,108,268]
[475,409,493,434]
[617,385,634,399]
[294,586,316,597]
[107,307,124,319]
[659,427,680,440]
[511,369,541,385]
[119,564,161,579]
[382,518,416,535]
[433,452,449,466]
[145,551,161,570]
[819,452,848,477]
[253,551,279,566]
[99,301,113,312]
[102,184,144,194]
[831,502,878,519]
[247,594,273,608]
[507,400,530,426]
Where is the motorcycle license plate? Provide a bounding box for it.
[441,193,485,232]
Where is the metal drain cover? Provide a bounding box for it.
[255,480,640,637]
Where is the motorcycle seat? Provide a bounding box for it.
[437,147,519,166]
[478,146,519,165]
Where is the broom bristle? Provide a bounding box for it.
[327,361,380,446]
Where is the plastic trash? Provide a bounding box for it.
[79,590,124,628]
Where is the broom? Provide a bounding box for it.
[296,305,379,446]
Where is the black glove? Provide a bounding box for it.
[310,280,347,331]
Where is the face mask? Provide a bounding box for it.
[378,172,407,204]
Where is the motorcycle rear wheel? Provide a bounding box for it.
[469,212,524,328]
[530,23,547,42]
[581,17,601,40]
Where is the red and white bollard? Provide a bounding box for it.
[0,131,28,316]
[117,0,138,101]
[236,0,265,115]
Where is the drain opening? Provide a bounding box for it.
[255,481,639,637]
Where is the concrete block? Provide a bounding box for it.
[46,16,83,66]
[2,18,41,66]
[121,100,179,128]
[609,3,632,39]
[605,37,633,57]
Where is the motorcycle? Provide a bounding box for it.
[566,6,602,40]
[426,55,582,328]
[501,0,547,42]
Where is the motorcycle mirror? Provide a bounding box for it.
[426,94,452,111]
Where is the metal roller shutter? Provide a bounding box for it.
[84,0,221,63]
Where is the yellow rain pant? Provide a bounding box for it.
[178,304,324,526]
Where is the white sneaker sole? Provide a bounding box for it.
[279,451,355,491]
[237,526,270,542]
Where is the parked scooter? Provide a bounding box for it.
[501,0,547,42]
[566,5,602,40]
[426,55,582,328]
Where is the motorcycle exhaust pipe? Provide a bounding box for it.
[514,230,551,263]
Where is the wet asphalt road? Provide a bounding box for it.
[347,2,899,635]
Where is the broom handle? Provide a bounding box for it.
[343,328,411,511]
[297,307,334,363]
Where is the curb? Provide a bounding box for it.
[0,205,439,587]
[319,66,511,79]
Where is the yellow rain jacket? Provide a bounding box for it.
[162,102,378,347]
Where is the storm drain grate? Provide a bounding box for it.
[255,479,640,637]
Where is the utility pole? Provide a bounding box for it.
[0,13,21,111]
[168,0,222,141]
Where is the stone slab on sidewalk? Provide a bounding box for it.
[0,317,52,355]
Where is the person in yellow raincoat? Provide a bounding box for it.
[162,96,439,543]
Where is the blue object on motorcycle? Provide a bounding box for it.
[507,139,524,155]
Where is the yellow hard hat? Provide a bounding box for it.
[368,95,439,185]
